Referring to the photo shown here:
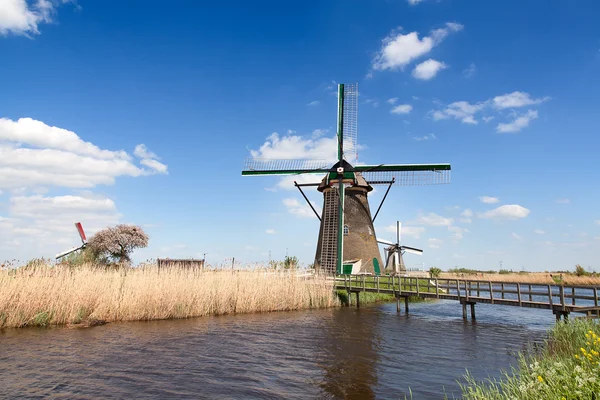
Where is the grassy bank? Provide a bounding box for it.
[0,264,338,329]
[460,319,600,399]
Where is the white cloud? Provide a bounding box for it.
[266,229,276,234]
[462,63,476,78]
[460,208,473,223]
[311,128,328,139]
[492,91,551,109]
[432,91,549,131]
[416,212,453,226]
[413,133,436,141]
[307,100,320,106]
[428,238,442,249]
[595,220,600,226]
[0,117,168,190]
[140,158,168,174]
[134,144,157,160]
[383,225,424,239]
[407,0,423,4]
[511,232,522,240]
[556,198,570,204]
[496,110,538,133]
[250,132,337,162]
[282,198,318,219]
[387,97,398,104]
[479,196,499,204]
[365,98,380,108]
[479,205,530,220]
[0,0,68,37]
[432,101,486,124]
[412,59,448,80]
[0,194,122,258]
[391,104,413,114]
[448,225,468,240]
[371,22,463,71]
[276,174,322,190]
[534,229,545,235]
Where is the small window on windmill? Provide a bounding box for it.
[343,225,349,236]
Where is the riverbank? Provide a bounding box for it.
[460,318,600,399]
[0,264,338,329]
[439,272,600,285]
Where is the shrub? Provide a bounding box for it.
[574,264,589,277]
[429,267,442,278]
[498,269,511,275]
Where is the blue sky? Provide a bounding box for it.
[1,0,599,271]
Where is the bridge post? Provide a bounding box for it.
[347,290,351,306]
[470,302,476,320]
[462,302,467,319]
[404,295,409,314]
[396,296,401,313]
[356,292,360,308]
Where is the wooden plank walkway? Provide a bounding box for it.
[334,275,600,320]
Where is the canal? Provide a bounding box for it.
[0,300,554,399]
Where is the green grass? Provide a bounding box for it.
[458,319,600,399]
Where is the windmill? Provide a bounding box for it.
[377,221,423,275]
[55,222,87,259]
[242,83,451,275]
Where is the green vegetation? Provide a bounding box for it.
[460,319,600,399]
[429,267,442,278]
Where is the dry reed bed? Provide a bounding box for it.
[439,272,600,285]
[0,264,338,329]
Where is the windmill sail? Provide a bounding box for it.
[341,83,358,163]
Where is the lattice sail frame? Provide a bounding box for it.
[342,83,358,163]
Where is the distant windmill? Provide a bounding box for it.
[377,221,423,275]
[242,83,451,275]
[55,222,87,259]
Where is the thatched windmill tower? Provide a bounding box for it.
[242,83,451,275]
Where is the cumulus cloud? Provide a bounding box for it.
[496,110,538,133]
[265,229,276,234]
[383,224,424,239]
[371,22,463,72]
[413,133,436,141]
[479,205,530,220]
[492,92,551,109]
[432,101,486,124]
[0,0,71,37]
[0,194,122,258]
[250,132,337,162]
[407,0,423,4]
[431,91,548,129]
[479,196,500,204]
[534,229,545,235]
[428,238,442,248]
[412,59,448,80]
[282,198,318,218]
[460,208,473,223]
[463,63,476,78]
[306,100,320,106]
[511,232,522,240]
[0,117,167,190]
[556,198,570,204]
[391,104,413,114]
[387,97,398,104]
[416,212,453,226]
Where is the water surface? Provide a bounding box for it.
[0,300,555,399]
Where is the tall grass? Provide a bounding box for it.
[0,264,338,329]
[460,319,600,399]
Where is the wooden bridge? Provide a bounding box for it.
[334,275,600,321]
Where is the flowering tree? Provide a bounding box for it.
[87,224,149,264]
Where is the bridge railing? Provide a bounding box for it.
[334,275,600,312]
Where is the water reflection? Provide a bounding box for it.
[317,308,380,399]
